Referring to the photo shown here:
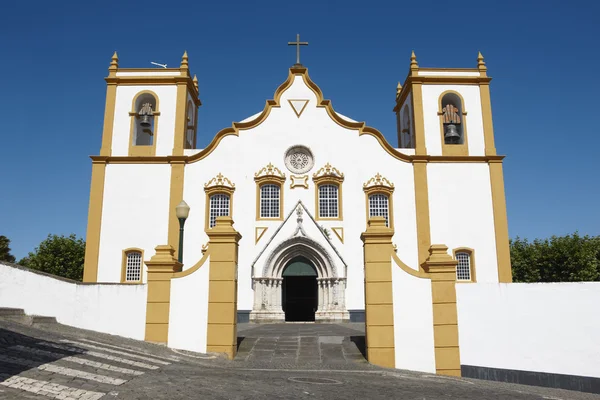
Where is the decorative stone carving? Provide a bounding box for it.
[284,145,314,174]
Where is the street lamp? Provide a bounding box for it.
[175,200,190,264]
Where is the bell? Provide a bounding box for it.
[140,114,152,127]
[444,124,461,144]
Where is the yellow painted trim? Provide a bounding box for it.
[128,90,160,157]
[489,161,512,282]
[391,251,429,279]
[172,82,189,156]
[479,83,497,156]
[121,248,145,283]
[331,227,344,243]
[99,83,117,156]
[364,174,395,230]
[413,161,431,269]
[204,175,235,231]
[254,163,286,221]
[255,227,268,244]
[172,248,211,279]
[411,83,427,155]
[105,74,200,107]
[82,161,106,282]
[438,90,469,156]
[314,179,344,221]
[287,99,310,118]
[453,247,477,283]
[290,175,309,189]
[167,161,185,259]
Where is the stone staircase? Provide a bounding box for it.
[0,307,58,326]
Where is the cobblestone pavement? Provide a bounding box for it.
[1,320,599,400]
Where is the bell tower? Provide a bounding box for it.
[98,51,201,158]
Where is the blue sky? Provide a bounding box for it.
[1,0,599,260]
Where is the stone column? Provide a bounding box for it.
[253,278,262,311]
[144,245,182,344]
[324,280,330,311]
[360,216,395,368]
[261,279,267,309]
[206,216,242,360]
[317,280,324,311]
[422,244,461,377]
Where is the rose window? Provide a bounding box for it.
[284,145,314,174]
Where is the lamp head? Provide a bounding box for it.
[176,200,190,219]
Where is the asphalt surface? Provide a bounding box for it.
[0,319,598,400]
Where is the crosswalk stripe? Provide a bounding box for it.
[37,341,160,370]
[0,375,105,399]
[10,345,144,376]
[79,338,179,362]
[61,340,171,365]
[0,354,126,385]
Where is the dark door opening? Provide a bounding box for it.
[282,257,318,322]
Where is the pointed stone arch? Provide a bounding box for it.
[263,236,338,279]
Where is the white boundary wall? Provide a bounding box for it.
[457,282,600,378]
[0,262,147,340]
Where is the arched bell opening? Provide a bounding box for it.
[282,257,318,322]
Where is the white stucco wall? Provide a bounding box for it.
[111,85,178,157]
[168,259,210,353]
[427,163,498,283]
[421,85,485,156]
[179,74,421,312]
[391,258,435,373]
[0,262,147,340]
[457,282,600,378]
[97,164,171,283]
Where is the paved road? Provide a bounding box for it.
[1,320,599,400]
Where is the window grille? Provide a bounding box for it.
[209,193,230,228]
[260,184,280,218]
[369,194,389,227]
[319,184,339,218]
[456,252,471,281]
[125,251,142,282]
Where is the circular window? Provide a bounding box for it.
[284,145,314,174]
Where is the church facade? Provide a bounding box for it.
[82,49,512,324]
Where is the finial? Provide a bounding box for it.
[396,81,402,94]
[477,51,487,69]
[180,51,189,69]
[109,51,119,71]
[193,74,199,91]
[410,51,418,70]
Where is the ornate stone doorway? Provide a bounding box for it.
[282,257,318,322]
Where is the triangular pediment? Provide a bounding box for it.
[251,201,347,278]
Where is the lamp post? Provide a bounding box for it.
[175,200,190,264]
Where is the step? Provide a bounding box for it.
[31,316,57,325]
[0,307,25,316]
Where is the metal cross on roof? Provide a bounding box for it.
[288,33,308,65]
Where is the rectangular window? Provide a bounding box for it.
[456,252,471,281]
[369,194,389,227]
[125,252,142,282]
[319,184,339,218]
[209,193,230,228]
[260,184,280,218]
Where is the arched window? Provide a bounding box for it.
[133,93,158,146]
[401,105,414,148]
[204,173,235,230]
[122,249,143,283]
[454,248,476,282]
[363,173,394,228]
[368,193,390,227]
[260,184,281,218]
[209,193,230,228]
[440,92,465,145]
[318,184,339,218]
[255,163,285,221]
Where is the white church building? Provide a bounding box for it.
[81,47,512,324]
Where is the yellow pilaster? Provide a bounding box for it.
[413,160,432,268]
[167,161,185,257]
[144,245,182,344]
[82,160,106,282]
[422,244,461,377]
[206,216,242,359]
[489,160,512,282]
[360,217,395,369]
